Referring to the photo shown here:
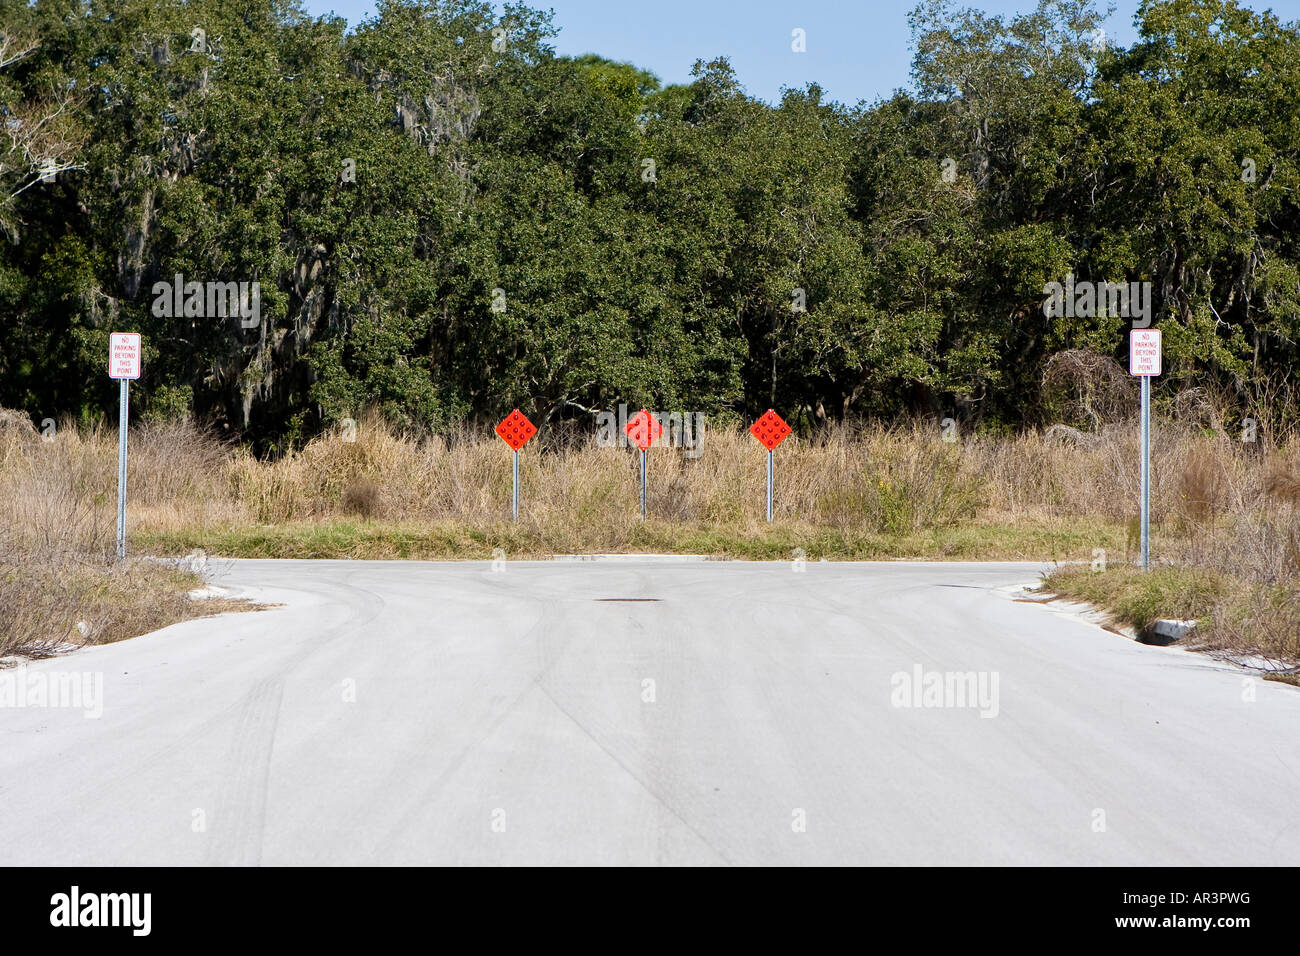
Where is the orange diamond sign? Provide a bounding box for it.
[495,409,536,451]
[624,409,663,451]
[749,409,791,451]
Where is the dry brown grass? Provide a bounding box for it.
[3,405,1298,661]
[0,415,251,658]
[342,477,382,519]
[1264,462,1300,508]
[11,408,1298,550]
[1037,423,1300,667]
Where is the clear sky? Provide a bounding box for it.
[296,0,1300,106]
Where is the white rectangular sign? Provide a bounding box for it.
[1129,328,1161,377]
[109,332,141,380]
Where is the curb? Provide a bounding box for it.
[551,553,728,562]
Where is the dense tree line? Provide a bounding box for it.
[1,0,1297,450]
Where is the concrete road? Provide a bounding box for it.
[1,559,1297,866]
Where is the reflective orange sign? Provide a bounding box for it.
[495,409,536,451]
[624,409,663,452]
[749,409,791,451]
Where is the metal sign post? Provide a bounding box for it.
[766,450,774,522]
[494,409,536,522]
[117,379,128,559]
[108,332,142,560]
[1140,375,1150,571]
[1129,329,1162,571]
[749,409,791,523]
[640,450,647,519]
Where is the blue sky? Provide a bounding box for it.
[297,0,1300,105]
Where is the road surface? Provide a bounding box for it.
[2,559,1297,865]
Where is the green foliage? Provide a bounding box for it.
[1,0,1297,448]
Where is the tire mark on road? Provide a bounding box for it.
[206,676,283,865]
[205,573,387,865]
